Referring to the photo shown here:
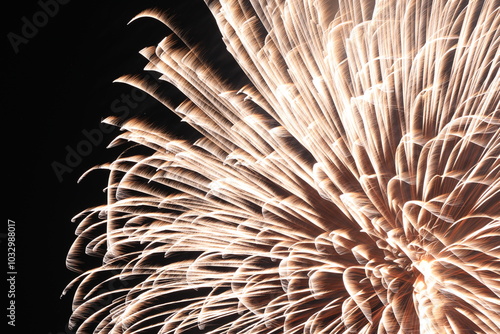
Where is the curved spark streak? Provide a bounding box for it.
[66,0,499,333]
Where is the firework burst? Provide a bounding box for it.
[66,0,500,333]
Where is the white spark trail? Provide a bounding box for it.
[66,0,499,333]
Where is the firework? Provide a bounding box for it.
[65,0,500,333]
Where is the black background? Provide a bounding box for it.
[4,1,224,332]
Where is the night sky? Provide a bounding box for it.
[5,1,220,332]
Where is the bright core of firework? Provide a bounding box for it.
[65,0,499,333]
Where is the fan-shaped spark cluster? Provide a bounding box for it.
[66,0,500,333]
